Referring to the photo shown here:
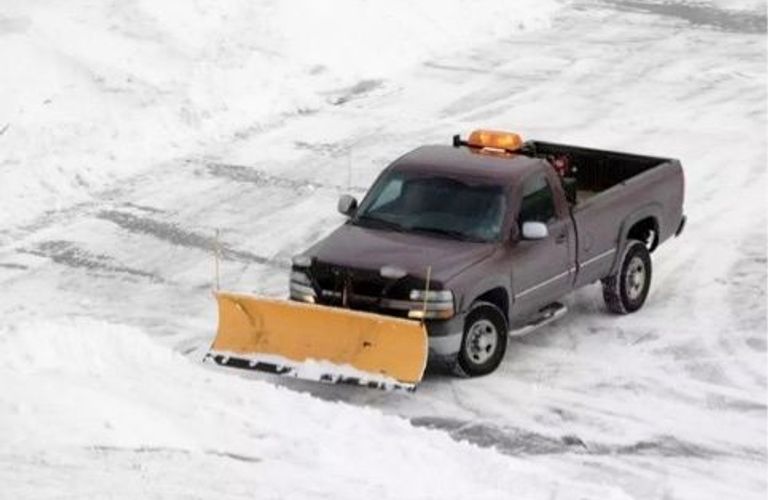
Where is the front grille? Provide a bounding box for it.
[309,261,433,315]
[312,262,386,297]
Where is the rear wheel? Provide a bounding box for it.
[602,240,652,314]
[454,301,508,377]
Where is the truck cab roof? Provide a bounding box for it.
[388,145,542,187]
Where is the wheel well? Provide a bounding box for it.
[627,217,659,252]
[474,287,509,321]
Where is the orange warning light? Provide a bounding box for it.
[467,129,523,152]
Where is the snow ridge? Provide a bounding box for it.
[0,318,627,499]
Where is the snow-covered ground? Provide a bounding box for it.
[0,318,627,499]
[0,0,765,498]
[0,0,557,230]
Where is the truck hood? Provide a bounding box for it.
[306,223,496,283]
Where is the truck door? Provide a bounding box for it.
[508,172,574,324]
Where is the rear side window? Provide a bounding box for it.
[518,174,556,224]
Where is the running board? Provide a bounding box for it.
[508,303,567,337]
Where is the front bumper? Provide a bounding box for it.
[424,311,466,361]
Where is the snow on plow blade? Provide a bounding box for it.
[206,292,428,391]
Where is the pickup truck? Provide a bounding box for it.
[289,130,686,377]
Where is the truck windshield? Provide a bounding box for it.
[353,172,506,242]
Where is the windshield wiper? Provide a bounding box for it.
[408,226,482,242]
[354,214,406,232]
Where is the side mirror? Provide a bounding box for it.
[337,194,358,216]
[521,221,548,240]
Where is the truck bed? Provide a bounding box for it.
[526,141,669,205]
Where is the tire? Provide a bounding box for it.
[453,301,508,377]
[602,240,652,314]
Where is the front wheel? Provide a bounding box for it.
[602,240,652,314]
[454,301,508,377]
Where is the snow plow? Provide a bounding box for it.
[207,130,685,391]
[206,292,429,391]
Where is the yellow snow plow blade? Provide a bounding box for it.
[206,292,428,391]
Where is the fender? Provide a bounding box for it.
[608,203,663,275]
[453,274,512,317]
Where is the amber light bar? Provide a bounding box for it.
[453,129,523,153]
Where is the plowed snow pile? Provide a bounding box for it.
[0,319,626,499]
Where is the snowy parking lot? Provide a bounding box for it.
[0,0,765,498]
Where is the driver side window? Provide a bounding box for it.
[518,174,556,225]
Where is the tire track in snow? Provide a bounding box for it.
[89,445,262,464]
[601,0,767,34]
[411,416,765,460]
[95,210,289,270]
[20,240,162,282]
[204,162,368,194]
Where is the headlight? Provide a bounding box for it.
[407,289,454,319]
[409,290,453,302]
[289,270,316,303]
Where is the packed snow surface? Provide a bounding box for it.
[0,0,766,498]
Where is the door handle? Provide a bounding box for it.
[555,233,567,244]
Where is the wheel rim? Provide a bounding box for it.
[625,256,646,301]
[464,319,498,365]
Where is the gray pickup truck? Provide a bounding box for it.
[289,131,685,377]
